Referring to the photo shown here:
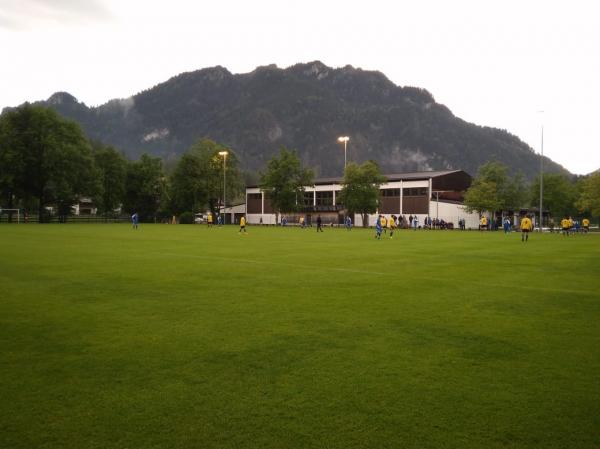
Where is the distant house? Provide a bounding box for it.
[219,203,246,224]
[246,169,481,228]
[71,197,97,216]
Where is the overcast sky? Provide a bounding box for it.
[1,0,598,174]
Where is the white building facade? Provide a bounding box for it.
[246,170,481,228]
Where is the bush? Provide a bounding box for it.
[179,211,194,224]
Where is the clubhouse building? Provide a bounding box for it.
[245,169,481,228]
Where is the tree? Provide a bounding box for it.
[123,154,167,222]
[338,161,386,227]
[529,173,577,219]
[504,172,528,212]
[0,114,25,219]
[92,142,127,218]
[170,149,206,215]
[464,179,502,215]
[170,139,242,217]
[464,161,527,219]
[260,147,314,221]
[576,172,600,217]
[0,105,96,221]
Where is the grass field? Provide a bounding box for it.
[1,224,599,449]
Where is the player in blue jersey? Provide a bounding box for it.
[375,215,382,239]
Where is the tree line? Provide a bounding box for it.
[1,105,598,224]
[0,105,391,225]
[464,161,600,221]
[0,105,243,222]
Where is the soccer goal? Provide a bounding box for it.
[0,208,21,223]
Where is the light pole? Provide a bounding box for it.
[337,136,349,172]
[218,150,228,224]
[538,111,544,232]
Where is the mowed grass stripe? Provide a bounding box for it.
[1,224,599,449]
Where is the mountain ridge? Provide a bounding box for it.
[7,61,569,178]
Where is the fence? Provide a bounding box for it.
[0,214,130,224]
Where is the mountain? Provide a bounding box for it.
[13,61,568,178]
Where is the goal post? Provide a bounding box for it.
[0,208,21,223]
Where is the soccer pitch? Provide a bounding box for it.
[1,224,599,449]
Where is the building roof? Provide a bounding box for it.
[247,169,466,188]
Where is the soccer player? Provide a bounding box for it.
[568,216,574,234]
[503,217,511,233]
[375,216,382,239]
[380,215,387,234]
[560,216,571,236]
[217,214,222,226]
[480,215,487,231]
[131,212,139,229]
[520,214,532,242]
[239,215,247,233]
[316,215,323,232]
[345,215,352,230]
[582,217,590,233]
[207,213,213,227]
[389,214,396,238]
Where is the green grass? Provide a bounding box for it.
[1,224,599,449]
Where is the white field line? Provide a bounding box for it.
[157,252,599,296]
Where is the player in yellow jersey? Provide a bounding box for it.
[239,215,247,233]
[389,215,397,239]
[207,213,213,227]
[520,215,533,242]
[560,216,570,236]
[380,215,387,234]
[582,218,590,233]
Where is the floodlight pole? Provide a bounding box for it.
[223,155,227,223]
[337,136,350,174]
[539,124,544,232]
[218,151,229,224]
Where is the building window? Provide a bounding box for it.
[303,191,314,206]
[316,191,333,206]
[381,188,400,197]
[403,187,428,196]
[247,193,261,200]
